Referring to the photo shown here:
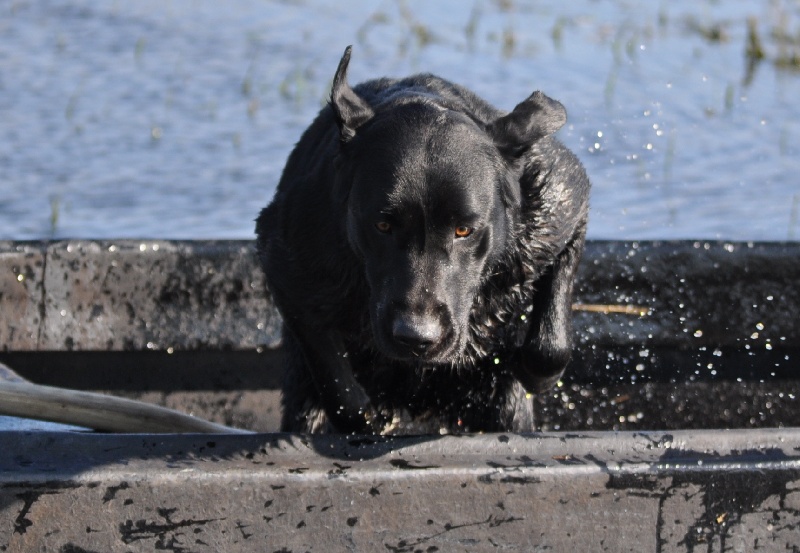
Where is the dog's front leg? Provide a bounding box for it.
[290,324,384,434]
[515,229,585,394]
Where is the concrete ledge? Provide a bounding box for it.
[0,240,281,352]
[575,240,800,349]
[0,243,44,351]
[2,429,799,551]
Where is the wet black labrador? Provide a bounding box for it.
[256,47,590,434]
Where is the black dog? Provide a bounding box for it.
[257,47,590,434]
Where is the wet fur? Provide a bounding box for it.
[257,47,590,434]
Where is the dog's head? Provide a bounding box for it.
[330,47,566,363]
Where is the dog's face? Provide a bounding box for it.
[342,105,518,362]
[329,47,566,363]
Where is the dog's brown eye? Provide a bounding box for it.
[375,221,392,234]
[454,226,473,238]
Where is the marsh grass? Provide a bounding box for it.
[790,195,800,240]
[724,82,735,112]
[278,66,316,105]
[134,37,146,66]
[663,131,676,184]
[745,10,800,80]
[774,51,800,70]
[685,17,730,43]
[49,196,60,237]
[465,4,481,51]
[550,16,573,51]
[501,26,516,58]
[401,6,435,49]
[355,11,390,47]
[603,68,617,109]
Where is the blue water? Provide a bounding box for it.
[1,0,799,241]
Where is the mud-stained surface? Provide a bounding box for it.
[1,432,799,552]
[0,240,281,353]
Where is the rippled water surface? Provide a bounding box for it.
[1,0,799,240]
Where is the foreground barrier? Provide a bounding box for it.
[1,240,799,551]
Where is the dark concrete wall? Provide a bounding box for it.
[2,240,799,353]
[0,240,280,352]
[2,240,799,432]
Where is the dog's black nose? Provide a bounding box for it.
[391,316,442,354]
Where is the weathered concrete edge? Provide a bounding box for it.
[2,429,800,552]
[0,240,281,352]
[3,427,800,481]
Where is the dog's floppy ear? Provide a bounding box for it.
[330,46,374,142]
[487,91,566,158]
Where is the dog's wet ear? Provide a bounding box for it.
[330,46,374,142]
[487,91,567,158]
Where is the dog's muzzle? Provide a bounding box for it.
[391,313,444,356]
[378,301,456,361]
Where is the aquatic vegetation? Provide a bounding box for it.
[134,37,146,65]
[684,17,730,43]
[790,195,800,240]
[49,196,60,237]
[278,66,316,105]
[398,1,437,50]
[746,16,766,62]
[745,7,800,78]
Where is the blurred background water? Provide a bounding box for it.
[1,0,799,241]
